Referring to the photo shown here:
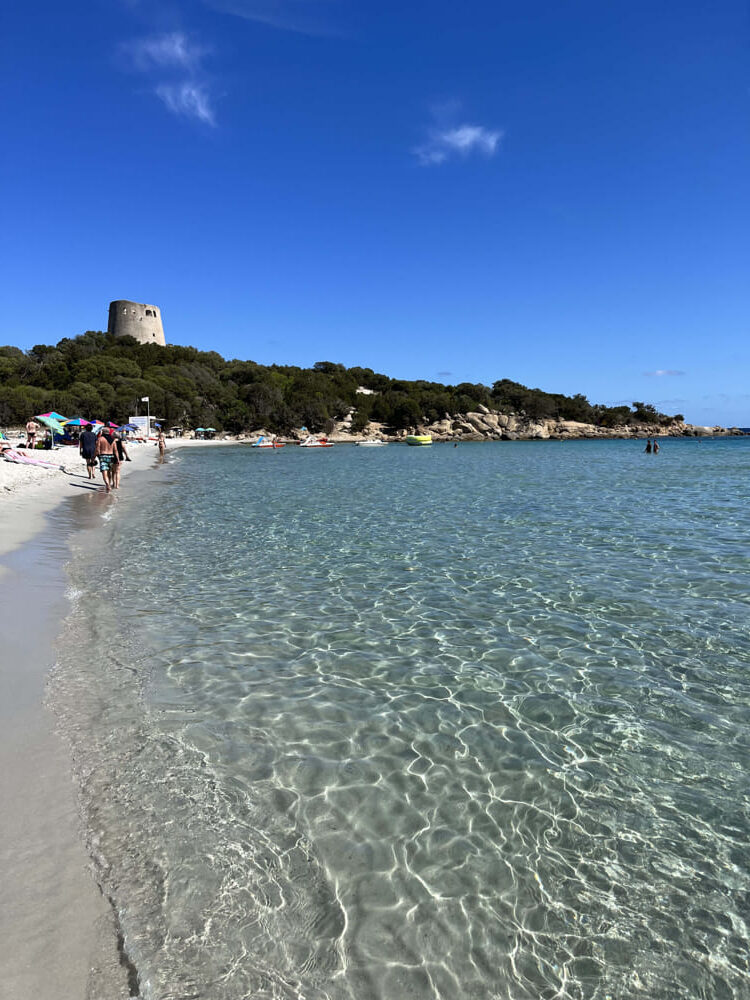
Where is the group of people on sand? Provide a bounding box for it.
[78,424,166,492]
[78,423,133,492]
[644,438,660,454]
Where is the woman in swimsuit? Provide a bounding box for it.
[111,434,130,489]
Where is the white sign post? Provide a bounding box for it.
[128,416,149,439]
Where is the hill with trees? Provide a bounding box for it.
[0,331,683,434]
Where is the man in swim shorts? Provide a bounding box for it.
[79,423,98,480]
[95,427,118,492]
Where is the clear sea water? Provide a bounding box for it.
[53,439,750,1000]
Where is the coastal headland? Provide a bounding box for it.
[1,332,743,449]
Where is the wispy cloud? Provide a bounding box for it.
[643,369,685,377]
[203,0,344,36]
[123,32,206,71]
[155,82,216,125]
[120,31,217,126]
[414,105,503,166]
[437,371,454,380]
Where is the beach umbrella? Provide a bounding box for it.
[107,422,120,428]
[205,427,216,432]
[39,411,68,422]
[63,417,89,426]
[195,427,205,432]
[34,414,66,435]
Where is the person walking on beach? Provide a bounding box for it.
[95,428,118,492]
[644,438,652,453]
[25,418,39,449]
[111,434,131,489]
[79,423,98,479]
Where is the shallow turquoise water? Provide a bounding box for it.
[55,439,750,999]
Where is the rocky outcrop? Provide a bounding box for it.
[327,410,743,443]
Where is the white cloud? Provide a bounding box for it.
[643,369,686,377]
[124,32,206,71]
[203,0,342,36]
[120,32,217,126]
[414,120,503,166]
[156,82,216,125]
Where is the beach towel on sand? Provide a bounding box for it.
[3,449,67,471]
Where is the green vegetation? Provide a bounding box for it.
[0,332,682,432]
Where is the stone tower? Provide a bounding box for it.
[108,300,166,346]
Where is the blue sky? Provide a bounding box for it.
[1,1,748,424]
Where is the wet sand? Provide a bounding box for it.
[0,506,130,998]
[0,439,238,997]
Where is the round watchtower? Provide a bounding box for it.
[108,300,166,346]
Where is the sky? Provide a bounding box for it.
[1,1,748,425]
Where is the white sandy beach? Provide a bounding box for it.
[0,438,235,999]
[0,438,235,562]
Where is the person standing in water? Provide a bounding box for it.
[157,429,166,459]
[645,438,652,453]
[653,438,660,454]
